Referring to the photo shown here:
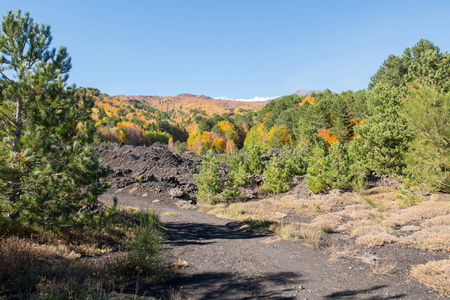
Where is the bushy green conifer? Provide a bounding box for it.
[306,143,353,193]
[348,83,410,175]
[262,147,307,194]
[0,10,107,231]
[194,150,223,204]
[404,86,449,192]
[227,151,250,186]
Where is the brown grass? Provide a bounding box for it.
[410,259,450,295]
[172,258,189,270]
[295,225,322,247]
[382,201,450,227]
[370,259,398,276]
[355,232,397,247]
[202,188,449,253]
[0,208,167,299]
[163,211,180,216]
[201,199,290,222]
[328,243,357,259]
[360,187,397,196]
[311,213,342,229]
[313,221,333,233]
[0,237,61,290]
[421,215,450,227]
[273,222,297,239]
[399,226,450,251]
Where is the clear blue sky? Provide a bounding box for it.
[1,1,449,100]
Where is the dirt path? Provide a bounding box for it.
[101,194,443,299]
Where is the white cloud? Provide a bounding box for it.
[216,96,279,102]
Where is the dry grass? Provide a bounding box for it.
[350,223,396,247]
[381,200,450,227]
[0,208,167,299]
[410,259,450,295]
[313,221,333,233]
[399,226,450,251]
[172,258,189,270]
[201,199,290,222]
[355,232,397,247]
[163,211,180,216]
[0,237,60,290]
[370,259,398,276]
[311,214,342,230]
[273,222,297,239]
[328,243,357,259]
[202,187,449,253]
[360,187,397,196]
[295,225,322,247]
[421,214,450,227]
[357,250,379,265]
[168,287,187,300]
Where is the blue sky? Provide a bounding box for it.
[1,1,449,100]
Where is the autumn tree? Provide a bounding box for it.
[0,10,107,231]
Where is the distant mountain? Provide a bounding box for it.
[111,93,266,116]
[294,89,325,96]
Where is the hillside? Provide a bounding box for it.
[113,93,266,116]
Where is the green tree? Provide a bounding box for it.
[262,147,307,194]
[0,10,107,231]
[348,83,410,175]
[306,143,352,193]
[404,86,449,192]
[194,150,223,204]
[227,151,250,186]
[369,39,450,93]
[245,143,266,175]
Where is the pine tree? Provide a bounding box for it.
[0,10,107,231]
[306,143,353,193]
[194,150,223,204]
[404,85,449,192]
[348,83,410,175]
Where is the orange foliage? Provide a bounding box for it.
[350,119,364,126]
[317,128,339,146]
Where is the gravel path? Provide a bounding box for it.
[100,194,443,300]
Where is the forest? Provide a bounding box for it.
[92,39,448,195]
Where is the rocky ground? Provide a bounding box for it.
[96,144,449,299]
[95,143,201,203]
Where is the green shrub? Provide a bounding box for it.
[194,150,223,204]
[246,144,266,175]
[307,143,353,193]
[227,151,250,186]
[351,174,368,192]
[172,140,187,156]
[221,186,243,202]
[396,183,423,207]
[144,130,171,145]
[262,148,307,193]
